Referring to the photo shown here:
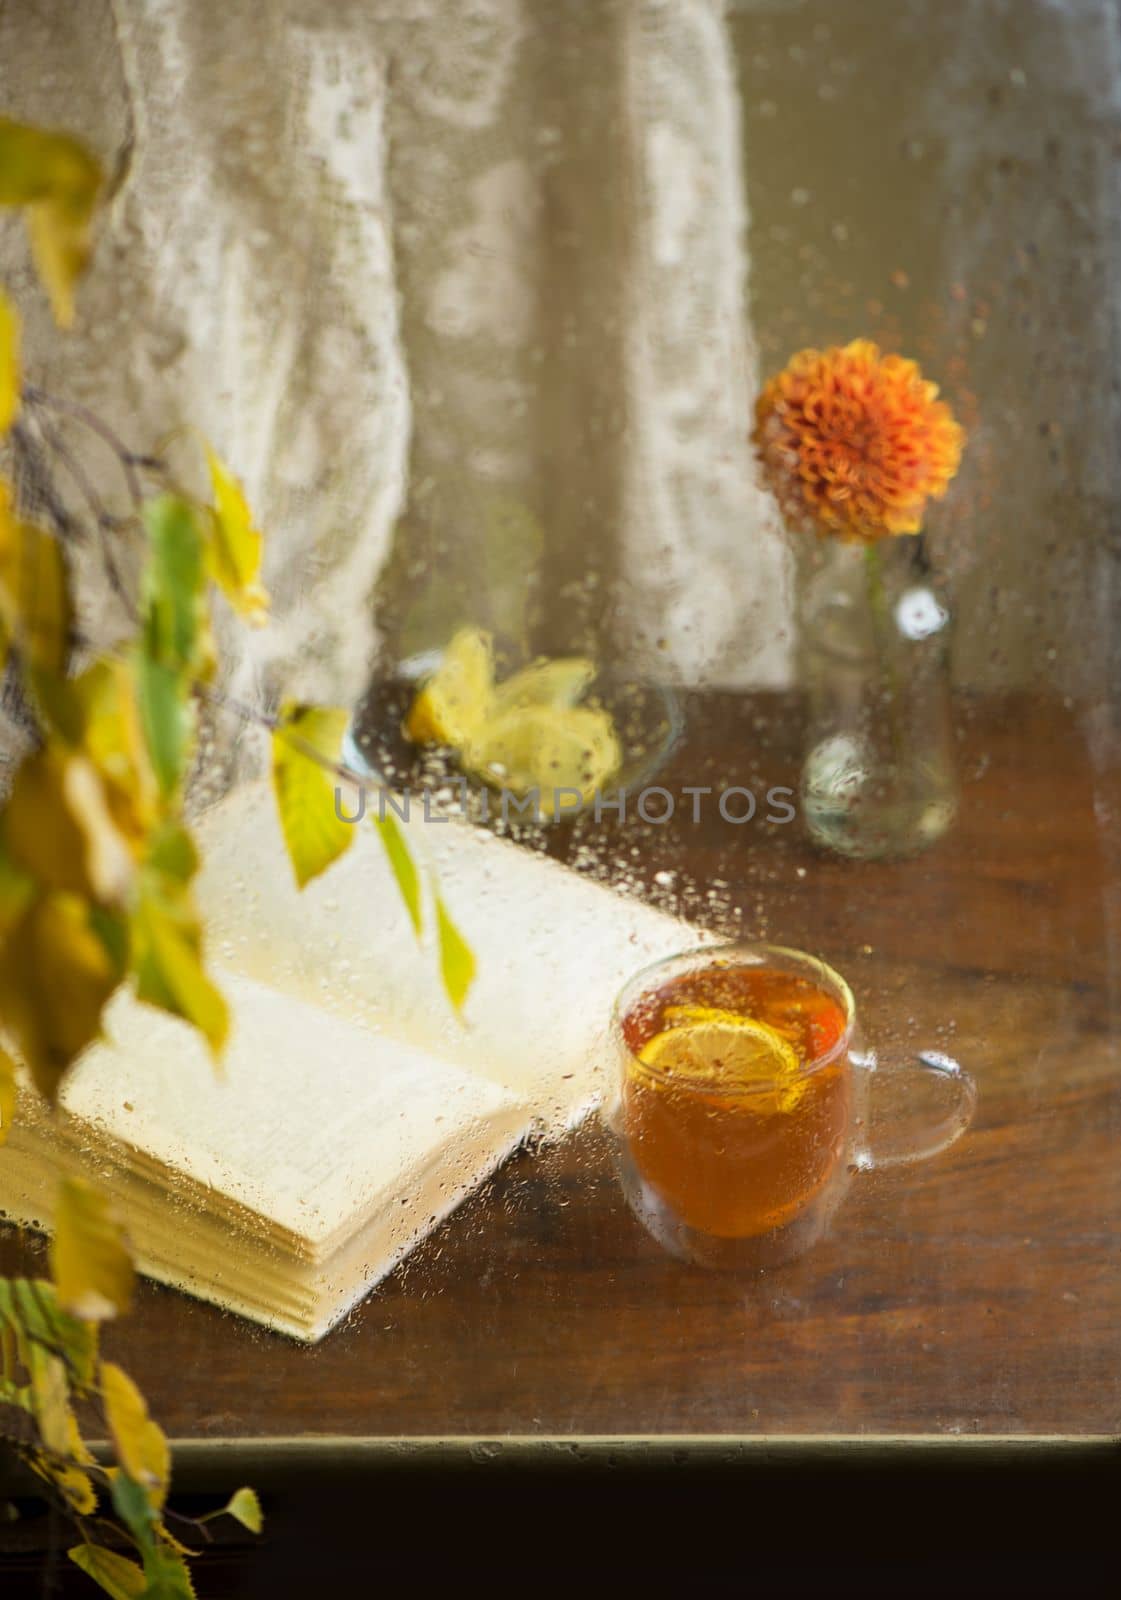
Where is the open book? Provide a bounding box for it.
[0,783,707,1341]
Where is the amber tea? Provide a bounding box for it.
[620,962,852,1240]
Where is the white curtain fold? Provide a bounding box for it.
[0,0,790,773]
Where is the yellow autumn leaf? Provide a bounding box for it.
[0,847,35,938]
[27,1340,70,1454]
[0,893,120,1099]
[65,1399,98,1466]
[374,812,423,937]
[435,893,475,1014]
[0,1044,15,1146]
[159,1525,203,1562]
[101,1361,171,1509]
[0,1320,16,1391]
[204,445,269,623]
[38,1460,97,1518]
[50,1175,135,1321]
[30,659,159,846]
[0,288,18,433]
[225,1485,264,1534]
[271,703,354,889]
[89,664,162,833]
[0,486,73,674]
[27,203,93,329]
[0,117,101,211]
[31,1409,98,1516]
[32,657,127,754]
[68,1545,147,1599]
[1,745,135,905]
[131,869,229,1057]
[0,116,104,326]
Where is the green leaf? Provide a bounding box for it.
[50,1176,135,1321]
[135,498,211,798]
[0,1282,97,1463]
[434,894,475,1014]
[271,704,354,889]
[139,1546,197,1600]
[134,652,194,800]
[204,445,269,623]
[139,497,209,676]
[68,1545,147,1600]
[224,1485,263,1535]
[110,1468,157,1548]
[144,821,199,885]
[130,872,228,1057]
[0,117,103,327]
[27,660,108,747]
[0,287,18,432]
[0,1377,30,1413]
[0,1277,99,1388]
[89,903,131,976]
[373,813,422,937]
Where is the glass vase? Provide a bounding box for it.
[797,532,957,861]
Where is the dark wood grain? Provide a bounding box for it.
[2,691,1118,1439]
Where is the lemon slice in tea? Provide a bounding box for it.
[662,1003,769,1031]
[403,626,494,748]
[492,656,596,714]
[637,1010,806,1112]
[464,702,621,817]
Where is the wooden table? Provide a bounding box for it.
[2,690,1118,1444]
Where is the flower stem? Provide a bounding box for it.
[863,540,906,773]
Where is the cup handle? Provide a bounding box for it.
[851,1047,977,1171]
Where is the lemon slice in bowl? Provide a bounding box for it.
[402,631,622,819]
[464,703,621,818]
[636,1011,805,1112]
[403,626,494,748]
[492,656,597,715]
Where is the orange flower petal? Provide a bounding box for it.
[753,338,965,543]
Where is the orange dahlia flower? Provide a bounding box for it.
[753,339,965,542]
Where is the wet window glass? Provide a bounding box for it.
[0,3,1117,1547]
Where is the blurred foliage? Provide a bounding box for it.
[2,1208,261,1597]
[0,113,470,1593]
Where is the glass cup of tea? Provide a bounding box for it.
[607,942,976,1269]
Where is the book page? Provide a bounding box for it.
[194,781,715,1130]
[60,973,526,1249]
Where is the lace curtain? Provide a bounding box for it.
[0,0,790,767]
